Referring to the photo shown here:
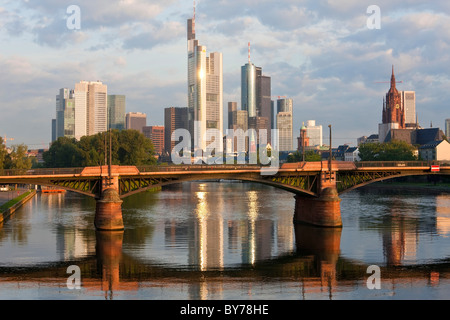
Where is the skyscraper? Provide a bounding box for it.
[143,126,165,155]
[241,45,272,151]
[304,120,323,147]
[126,112,147,133]
[164,107,188,155]
[108,95,126,130]
[55,88,75,140]
[187,9,223,155]
[74,81,108,140]
[401,91,416,126]
[276,98,293,151]
[228,102,237,130]
[446,119,450,138]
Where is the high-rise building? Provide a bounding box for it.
[257,72,272,143]
[228,102,237,130]
[187,11,223,155]
[164,107,188,155]
[401,91,416,126]
[276,112,293,151]
[56,88,71,139]
[51,119,56,142]
[74,81,108,140]
[276,98,293,151]
[304,120,323,147]
[241,48,272,151]
[55,88,76,140]
[126,112,147,133]
[108,95,126,130]
[143,126,165,155]
[446,119,450,138]
[229,110,248,153]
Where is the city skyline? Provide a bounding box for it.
[1,1,449,149]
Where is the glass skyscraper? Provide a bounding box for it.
[187,13,223,156]
[108,95,126,131]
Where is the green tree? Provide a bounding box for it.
[358,140,416,161]
[0,137,6,171]
[4,144,32,172]
[287,150,322,162]
[43,137,84,168]
[43,130,157,168]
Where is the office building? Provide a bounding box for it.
[276,112,293,151]
[446,119,450,138]
[55,88,76,140]
[228,102,237,130]
[276,98,293,151]
[108,95,126,130]
[164,107,188,155]
[187,12,223,154]
[74,81,108,140]
[304,120,323,147]
[143,126,165,155]
[401,91,416,126]
[126,112,147,133]
[241,47,272,150]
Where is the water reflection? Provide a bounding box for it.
[0,183,449,300]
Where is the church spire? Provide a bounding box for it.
[391,65,396,89]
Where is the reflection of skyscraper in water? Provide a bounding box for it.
[188,186,224,271]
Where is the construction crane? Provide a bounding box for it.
[2,135,14,145]
[272,96,287,100]
[374,81,403,84]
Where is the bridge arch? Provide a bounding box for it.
[338,172,448,195]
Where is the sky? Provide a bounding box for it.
[0,0,449,149]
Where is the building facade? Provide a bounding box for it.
[126,112,147,133]
[401,91,416,126]
[446,119,450,138]
[304,120,323,147]
[108,95,126,130]
[276,112,293,151]
[419,140,450,161]
[164,107,188,155]
[143,126,165,155]
[74,81,108,140]
[187,14,223,155]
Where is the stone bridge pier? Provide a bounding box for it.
[294,171,342,228]
[94,166,124,231]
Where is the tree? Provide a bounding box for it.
[4,144,32,172]
[287,150,322,162]
[43,137,84,168]
[358,140,416,161]
[43,130,157,168]
[0,137,6,171]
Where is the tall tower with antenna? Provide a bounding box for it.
[187,2,223,157]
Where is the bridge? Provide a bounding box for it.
[0,161,449,230]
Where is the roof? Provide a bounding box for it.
[415,128,442,145]
[419,140,447,149]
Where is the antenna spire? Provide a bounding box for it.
[193,0,196,35]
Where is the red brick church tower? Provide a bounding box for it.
[382,66,405,128]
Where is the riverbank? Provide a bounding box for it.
[0,189,36,224]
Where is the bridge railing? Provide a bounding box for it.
[355,161,449,168]
[0,167,85,176]
[137,164,263,172]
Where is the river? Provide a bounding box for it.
[0,182,449,300]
